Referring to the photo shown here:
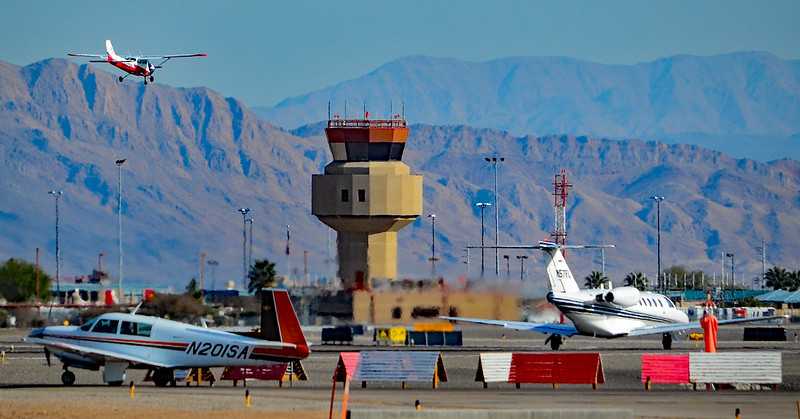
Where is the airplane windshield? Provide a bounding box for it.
[79,317,97,331]
[91,319,119,334]
[139,59,148,65]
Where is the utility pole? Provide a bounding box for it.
[476,202,491,278]
[115,158,126,303]
[726,253,735,289]
[758,240,767,290]
[485,156,504,276]
[48,190,63,303]
[516,255,528,281]
[303,250,309,285]
[199,252,206,302]
[246,218,254,268]
[238,208,250,290]
[650,196,664,292]
[427,214,438,277]
[285,224,291,282]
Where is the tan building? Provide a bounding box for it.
[312,118,423,289]
[352,289,520,324]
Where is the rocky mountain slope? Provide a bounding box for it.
[256,52,800,161]
[1,58,798,288]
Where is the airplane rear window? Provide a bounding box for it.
[80,318,97,331]
[120,321,152,337]
[92,319,119,334]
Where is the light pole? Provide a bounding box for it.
[726,252,735,289]
[48,190,63,302]
[207,259,219,290]
[516,255,528,281]
[237,208,250,290]
[115,158,126,302]
[503,254,510,278]
[485,156,504,276]
[246,218,254,268]
[476,202,491,277]
[428,214,438,277]
[650,196,664,292]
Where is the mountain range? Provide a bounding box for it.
[1,57,799,289]
[255,52,800,161]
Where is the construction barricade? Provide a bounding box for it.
[641,354,690,389]
[220,360,308,387]
[475,352,604,389]
[689,352,781,389]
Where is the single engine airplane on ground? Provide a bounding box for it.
[443,241,784,351]
[68,40,206,85]
[26,289,309,387]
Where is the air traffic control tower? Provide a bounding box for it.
[312,116,423,290]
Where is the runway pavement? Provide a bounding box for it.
[1,325,799,418]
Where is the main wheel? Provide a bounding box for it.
[61,370,76,386]
[662,333,673,350]
[152,368,171,387]
[149,76,154,82]
[118,76,123,82]
[549,335,563,351]
[143,79,148,85]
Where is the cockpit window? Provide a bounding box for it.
[80,317,97,331]
[139,59,148,65]
[91,319,119,334]
[120,321,153,337]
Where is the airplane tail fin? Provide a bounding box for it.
[105,40,119,60]
[544,248,580,294]
[259,289,309,358]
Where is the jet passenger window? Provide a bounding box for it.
[120,321,153,337]
[91,319,119,334]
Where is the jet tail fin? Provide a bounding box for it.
[259,289,309,358]
[544,248,580,294]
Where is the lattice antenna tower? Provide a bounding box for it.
[551,169,572,255]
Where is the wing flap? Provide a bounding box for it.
[440,316,578,336]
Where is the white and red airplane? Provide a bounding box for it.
[68,40,206,85]
[26,289,309,387]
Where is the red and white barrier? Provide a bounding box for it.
[475,352,605,389]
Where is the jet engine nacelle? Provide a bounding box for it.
[597,286,640,307]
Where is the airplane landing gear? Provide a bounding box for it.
[545,334,563,351]
[149,76,154,83]
[143,78,148,85]
[152,368,172,387]
[61,369,76,386]
[662,333,673,350]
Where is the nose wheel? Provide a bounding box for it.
[61,369,76,386]
[545,334,563,351]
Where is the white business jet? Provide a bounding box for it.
[443,242,782,350]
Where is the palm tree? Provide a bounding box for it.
[247,259,277,294]
[584,271,609,289]
[765,267,790,290]
[789,270,800,291]
[623,272,648,291]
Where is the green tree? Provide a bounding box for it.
[623,272,648,291]
[765,266,794,290]
[584,271,609,289]
[185,277,201,299]
[247,259,277,294]
[0,258,52,302]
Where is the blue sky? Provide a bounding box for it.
[2,0,798,106]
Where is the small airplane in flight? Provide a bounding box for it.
[26,289,309,387]
[68,40,206,85]
[444,242,783,351]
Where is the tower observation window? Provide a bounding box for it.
[358,189,366,202]
[341,189,349,202]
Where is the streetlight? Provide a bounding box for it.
[115,158,126,302]
[207,259,219,290]
[237,208,250,290]
[503,254,510,278]
[726,253,735,289]
[485,156,504,276]
[475,202,491,277]
[48,190,63,302]
[246,218,254,268]
[427,214,438,277]
[650,196,665,292]
[516,255,529,281]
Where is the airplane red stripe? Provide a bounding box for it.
[46,334,188,349]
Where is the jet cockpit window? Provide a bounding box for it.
[91,319,119,334]
[80,317,97,331]
[120,321,153,337]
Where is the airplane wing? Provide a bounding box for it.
[627,315,787,337]
[27,337,171,368]
[67,53,105,58]
[141,53,207,59]
[440,316,579,336]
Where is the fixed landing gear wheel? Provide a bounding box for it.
[152,368,171,387]
[149,76,154,82]
[662,333,673,350]
[118,76,123,82]
[547,334,563,351]
[61,370,76,386]
[143,79,148,85]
